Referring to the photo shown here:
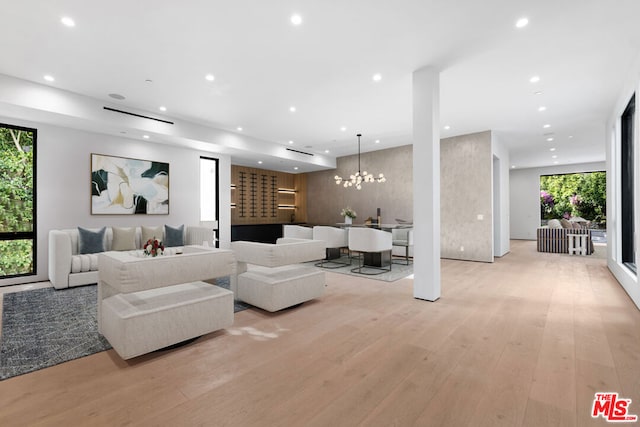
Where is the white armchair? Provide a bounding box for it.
[348,227,393,275]
[392,228,413,265]
[312,226,350,268]
[283,225,313,240]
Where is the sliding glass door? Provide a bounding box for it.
[0,123,37,279]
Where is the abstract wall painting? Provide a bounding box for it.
[91,153,169,214]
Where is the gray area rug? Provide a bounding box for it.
[0,277,248,381]
[307,255,413,282]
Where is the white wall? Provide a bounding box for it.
[492,132,510,257]
[605,52,640,310]
[509,162,606,240]
[0,116,231,287]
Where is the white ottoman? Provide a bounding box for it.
[101,281,233,359]
[238,265,325,312]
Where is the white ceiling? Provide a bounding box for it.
[1,0,639,171]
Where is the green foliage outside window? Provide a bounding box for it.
[540,172,606,226]
[0,126,35,276]
[0,240,33,276]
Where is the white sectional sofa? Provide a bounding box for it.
[48,225,214,289]
[98,245,236,359]
[231,238,326,312]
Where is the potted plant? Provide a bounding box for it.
[341,207,357,224]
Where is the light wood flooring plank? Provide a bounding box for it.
[0,241,638,426]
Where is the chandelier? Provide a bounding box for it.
[334,134,386,190]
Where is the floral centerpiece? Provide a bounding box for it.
[144,238,164,257]
[341,207,357,224]
[340,207,357,219]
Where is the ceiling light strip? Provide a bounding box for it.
[103,107,174,125]
[286,148,315,156]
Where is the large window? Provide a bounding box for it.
[200,156,219,247]
[0,123,36,279]
[621,94,635,272]
[540,171,606,226]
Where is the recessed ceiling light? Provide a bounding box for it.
[108,93,126,100]
[568,135,574,139]
[547,137,554,142]
[294,167,299,170]
[534,91,543,95]
[372,73,382,82]
[511,165,516,169]
[554,161,559,164]
[543,124,551,128]
[552,155,558,159]
[538,106,547,112]
[237,127,243,131]
[515,17,529,28]
[258,161,263,164]
[289,106,296,112]
[290,14,302,26]
[143,135,150,139]
[550,147,556,151]
[375,139,380,144]
[60,16,75,27]
[288,140,294,145]
[444,125,451,130]
[159,106,167,112]
[530,76,540,83]
[43,75,55,82]
[324,150,330,153]
[205,74,215,81]
[340,126,347,132]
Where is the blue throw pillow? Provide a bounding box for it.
[77,227,107,254]
[164,224,184,247]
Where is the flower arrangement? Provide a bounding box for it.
[340,207,357,219]
[540,190,555,219]
[144,238,164,257]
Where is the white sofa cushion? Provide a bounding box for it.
[237,265,324,312]
[98,247,236,294]
[101,281,233,359]
[231,239,325,267]
[71,254,99,273]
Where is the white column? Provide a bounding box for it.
[412,67,441,301]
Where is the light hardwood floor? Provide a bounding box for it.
[0,240,638,426]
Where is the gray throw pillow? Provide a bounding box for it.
[78,227,107,254]
[164,224,184,247]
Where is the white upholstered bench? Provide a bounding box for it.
[231,238,325,312]
[98,246,236,359]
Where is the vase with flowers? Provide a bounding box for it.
[340,207,357,224]
[144,237,165,257]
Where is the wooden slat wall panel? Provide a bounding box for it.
[231,165,307,225]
